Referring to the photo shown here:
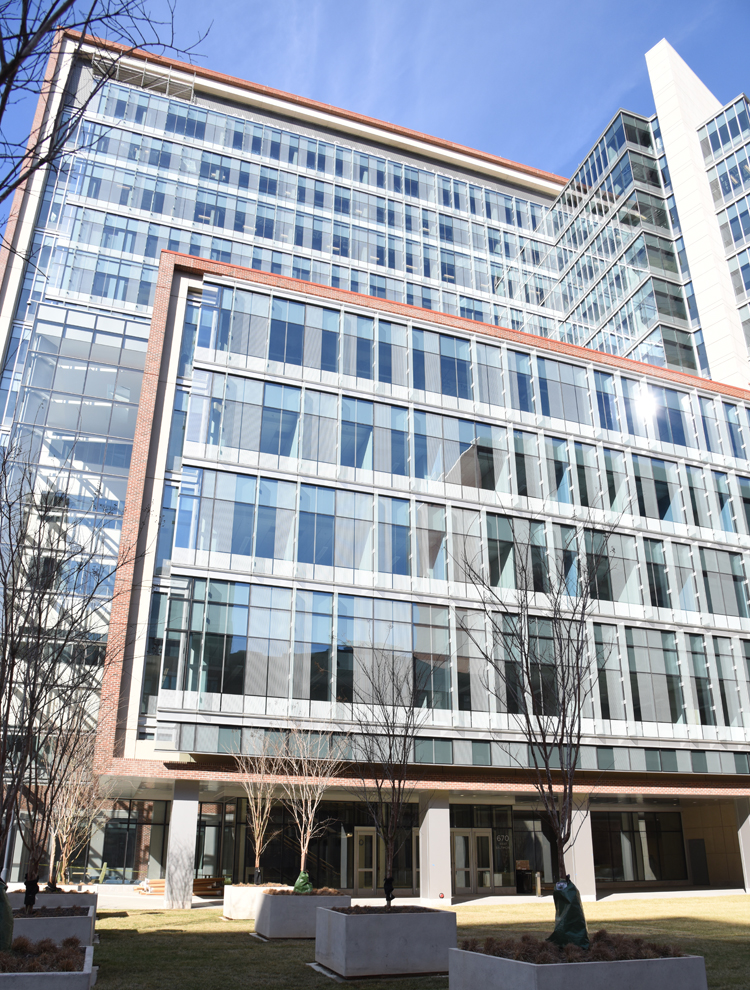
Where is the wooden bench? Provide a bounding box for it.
[137,877,224,897]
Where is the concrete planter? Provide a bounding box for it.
[0,946,95,988]
[223,885,293,920]
[12,907,96,947]
[448,947,708,990]
[315,907,457,977]
[255,893,351,939]
[7,893,97,912]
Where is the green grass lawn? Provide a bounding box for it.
[93,895,750,990]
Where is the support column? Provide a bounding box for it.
[419,791,452,905]
[565,805,597,902]
[735,798,750,891]
[164,780,199,909]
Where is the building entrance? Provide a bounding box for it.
[451,829,494,895]
[355,828,377,895]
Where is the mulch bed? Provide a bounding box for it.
[231,882,290,888]
[333,906,436,914]
[12,906,88,918]
[460,930,685,963]
[0,936,84,973]
[265,887,342,896]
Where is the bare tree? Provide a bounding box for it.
[233,733,282,884]
[276,726,349,882]
[0,2,209,214]
[47,732,110,885]
[460,517,617,884]
[0,443,136,885]
[347,648,429,904]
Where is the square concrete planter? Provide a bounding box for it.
[315,907,457,977]
[7,893,97,912]
[255,893,351,939]
[448,947,708,990]
[12,907,96,947]
[223,885,292,919]
[0,945,95,988]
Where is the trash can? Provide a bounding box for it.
[515,869,533,894]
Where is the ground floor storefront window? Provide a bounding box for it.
[592,810,687,882]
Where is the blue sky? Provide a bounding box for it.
[166,0,750,179]
[5,0,750,183]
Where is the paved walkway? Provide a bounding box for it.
[18,883,744,911]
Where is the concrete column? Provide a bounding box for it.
[164,780,200,909]
[734,798,750,891]
[564,805,597,902]
[419,791,452,905]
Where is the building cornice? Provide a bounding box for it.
[65,30,567,197]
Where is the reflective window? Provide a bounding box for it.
[378,497,410,575]
[594,371,618,431]
[626,628,684,724]
[298,485,335,566]
[537,358,591,425]
[699,548,749,617]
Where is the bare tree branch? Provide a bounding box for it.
[0,2,211,213]
[346,647,429,905]
[457,511,618,883]
[276,725,349,880]
[46,732,112,885]
[0,440,140,883]
[233,733,282,882]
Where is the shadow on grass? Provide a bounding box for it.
[93,909,451,990]
[92,904,750,990]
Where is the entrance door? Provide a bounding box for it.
[451,829,495,894]
[452,832,472,894]
[355,829,377,895]
[474,831,493,891]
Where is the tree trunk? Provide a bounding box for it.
[556,834,567,881]
[300,844,307,872]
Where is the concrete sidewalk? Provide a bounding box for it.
[90,883,749,911]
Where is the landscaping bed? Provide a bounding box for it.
[265,887,341,896]
[0,937,95,989]
[0,937,85,973]
[449,931,706,990]
[12,908,88,919]
[333,905,435,914]
[12,906,96,947]
[222,884,294,920]
[255,892,351,938]
[7,892,96,913]
[315,905,457,977]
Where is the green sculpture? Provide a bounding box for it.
[293,871,313,893]
[0,879,13,951]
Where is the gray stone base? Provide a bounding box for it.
[315,907,457,977]
[223,885,293,920]
[255,894,351,938]
[12,906,96,947]
[0,945,95,988]
[448,947,708,990]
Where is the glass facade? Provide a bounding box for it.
[2,41,750,891]
[137,273,750,771]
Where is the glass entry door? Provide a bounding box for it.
[452,832,472,893]
[474,832,492,890]
[355,828,377,895]
[451,829,494,894]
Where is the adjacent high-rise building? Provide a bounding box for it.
[2,32,750,900]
